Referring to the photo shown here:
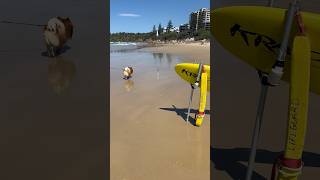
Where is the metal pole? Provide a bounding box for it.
[186,63,203,123]
[186,87,194,123]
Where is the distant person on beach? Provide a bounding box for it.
[43,17,73,57]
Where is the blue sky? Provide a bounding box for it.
[110,0,210,33]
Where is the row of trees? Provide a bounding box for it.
[110,32,153,42]
[110,20,211,42]
[152,20,174,36]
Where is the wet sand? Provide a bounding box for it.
[143,42,210,64]
[110,44,210,180]
[0,1,107,180]
[212,1,320,179]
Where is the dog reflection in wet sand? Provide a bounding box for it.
[48,58,76,94]
[124,80,134,92]
[43,17,73,57]
[123,66,133,80]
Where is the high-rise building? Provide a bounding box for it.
[189,8,210,32]
[179,23,190,32]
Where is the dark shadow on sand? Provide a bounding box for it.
[160,105,210,126]
[211,147,320,180]
[41,45,71,57]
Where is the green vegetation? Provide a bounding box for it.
[110,30,211,42]
[110,32,154,42]
[167,20,173,32]
[158,32,178,41]
[110,19,211,42]
[193,29,212,41]
[158,24,163,35]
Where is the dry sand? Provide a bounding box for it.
[212,1,320,179]
[110,43,210,180]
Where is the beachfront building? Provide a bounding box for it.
[163,27,167,33]
[179,23,190,32]
[189,8,211,32]
[172,27,180,33]
[162,26,179,33]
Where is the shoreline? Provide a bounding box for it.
[139,41,210,64]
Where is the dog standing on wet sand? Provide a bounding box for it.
[123,67,133,80]
[43,17,73,57]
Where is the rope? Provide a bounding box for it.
[0,20,45,27]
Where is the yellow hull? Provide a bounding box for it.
[175,63,210,91]
[212,6,320,95]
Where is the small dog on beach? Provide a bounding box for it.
[123,67,133,80]
[43,17,73,57]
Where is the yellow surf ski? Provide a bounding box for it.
[212,6,320,95]
[175,63,210,127]
[196,72,208,126]
[272,36,311,180]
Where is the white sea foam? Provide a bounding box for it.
[110,42,137,46]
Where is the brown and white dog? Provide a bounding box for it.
[123,67,133,80]
[43,17,73,57]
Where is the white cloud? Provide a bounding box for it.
[118,13,141,17]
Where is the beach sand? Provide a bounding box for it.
[110,43,210,180]
[0,1,107,179]
[212,1,320,179]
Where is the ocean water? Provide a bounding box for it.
[110,42,185,87]
[110,42,147,52]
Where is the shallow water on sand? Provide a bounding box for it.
[110,49,210,180]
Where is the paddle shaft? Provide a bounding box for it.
[246,2,300,179]
[186,87,194,123]
[269,1,299,86]
[196,64,203,85]
[245,77,269,180]
[268,0,274,7]
[186,63,203,123]
[246,0,276,177]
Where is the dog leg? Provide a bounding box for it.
[47,45,51,57]
[51,46,55,57]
